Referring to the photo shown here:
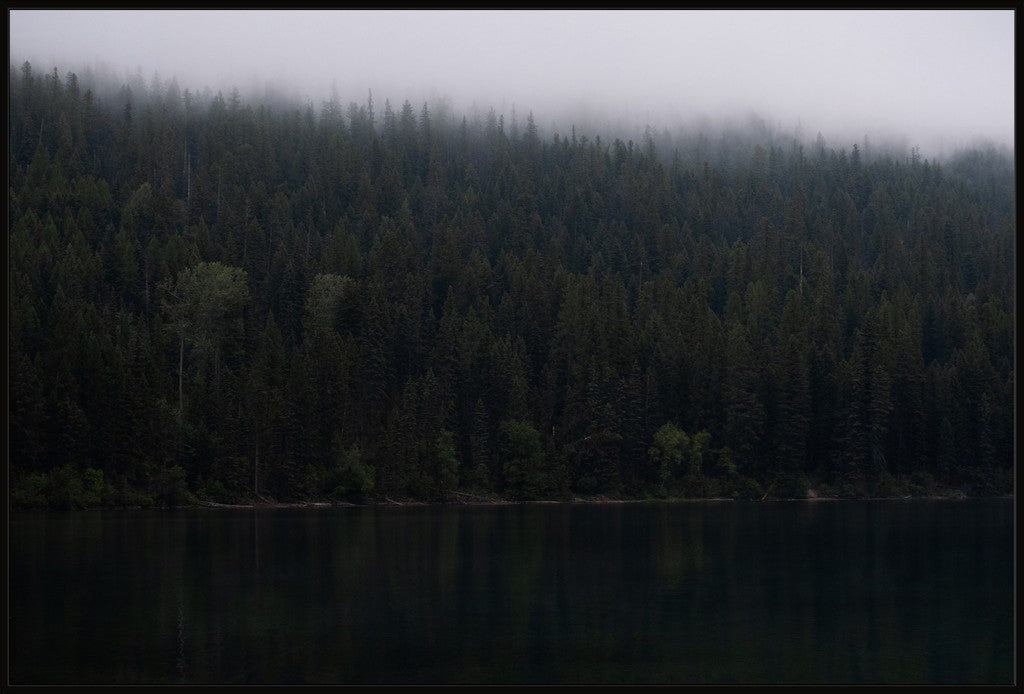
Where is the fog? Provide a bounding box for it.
[9,9,1014,156]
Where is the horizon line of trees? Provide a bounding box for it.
[9,62,1014,508]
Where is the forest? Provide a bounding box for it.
[8,63,1015,508]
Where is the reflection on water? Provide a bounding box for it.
[11,500,1012,684]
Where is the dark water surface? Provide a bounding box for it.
[10,499,1013,684]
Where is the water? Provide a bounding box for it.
[10,499,1013,684]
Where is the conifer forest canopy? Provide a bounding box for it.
[8,62,1015,508]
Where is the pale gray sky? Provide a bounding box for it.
[9,9,1015,153]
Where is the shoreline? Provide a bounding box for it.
[14,492,1010,513]
[188,493,1012,511]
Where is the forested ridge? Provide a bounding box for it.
[8,63,1015,508]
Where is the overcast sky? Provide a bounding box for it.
[9,9,1014,154]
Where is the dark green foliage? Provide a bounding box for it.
[7,62,1014,505]
[11,465,152,509]
[499,419,546,500]
[649,422,689,492]
[327,437,374,502]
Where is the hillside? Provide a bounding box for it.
[8,63,1015,508]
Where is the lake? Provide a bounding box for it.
[10,499,1013,684]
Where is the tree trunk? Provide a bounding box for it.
[178,332,184,426]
